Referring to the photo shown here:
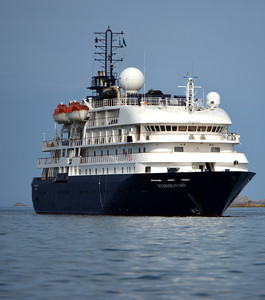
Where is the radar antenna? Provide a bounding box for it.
[88,26,124,97]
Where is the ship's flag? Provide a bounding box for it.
[123,38,127,47]
[95,37,98,43]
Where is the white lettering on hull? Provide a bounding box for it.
[157,183,186,188]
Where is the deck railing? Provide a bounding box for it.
[38,157,59,166]
[91,97,189,108]
[38,154,132,167]
[80,154,132,164]
[42,132,239,151]
[42,136,125,150]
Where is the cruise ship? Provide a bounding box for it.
[31,27,255,216]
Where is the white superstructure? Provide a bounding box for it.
[39,72,248,180]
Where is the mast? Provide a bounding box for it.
[178,73,200,112]
[88,26,124,97]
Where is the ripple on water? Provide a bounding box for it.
[1,207,265,299]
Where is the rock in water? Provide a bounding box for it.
[13,202,27,206]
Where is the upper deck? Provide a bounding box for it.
[90,96,188,109]
[86,96,232,127]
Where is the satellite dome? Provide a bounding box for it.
[119,67,144,94]
[206,92,220,109]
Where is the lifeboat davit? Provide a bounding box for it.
[53,103,69,124]
[67,101,89,121]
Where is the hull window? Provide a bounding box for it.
[174,147,184,152]
[211,147,220,152]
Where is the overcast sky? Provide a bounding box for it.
[1,0,264,206]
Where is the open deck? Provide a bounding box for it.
[90,96,204,109]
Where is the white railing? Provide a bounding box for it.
[222,133,239,141]
[38,157,59,166]
[80,154,132,164]
[42,132,239,151]
[92,97,189,108]
[38,154,132,167]
[42,138,90,150]
[42,136,125,150]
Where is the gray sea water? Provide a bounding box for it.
[1,207,265,300]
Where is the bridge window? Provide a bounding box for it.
[179,126,187,131]
[188,126,196,132]
[198,126,206,132]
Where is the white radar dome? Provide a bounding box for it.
[119,67,144,94]
[206,92,220,109]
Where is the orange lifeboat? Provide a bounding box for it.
[53,103,70,124]
[66,101,89,121]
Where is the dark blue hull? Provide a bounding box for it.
[31,171,255,216]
